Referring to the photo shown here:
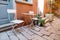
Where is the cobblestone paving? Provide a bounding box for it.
[0,17,60,40]
[30,17,60,40]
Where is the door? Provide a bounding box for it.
[0,0,10,25]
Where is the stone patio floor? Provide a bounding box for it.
[0,17,60,40]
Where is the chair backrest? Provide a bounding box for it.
[0,4,10,25]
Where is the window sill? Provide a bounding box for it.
[16,1,33,5]
[7,9,16,13]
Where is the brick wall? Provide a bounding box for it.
[43,0,49,14]
[43,0,60,17]
[16,0,38,25]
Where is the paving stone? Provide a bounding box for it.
[54,35,60,40]
[21,27,34,35]
[45,26,52,31]
[32,34,47,40]
[21,31,32,40]
[30,29,43,36]
[45,23,50,27]
[43,35,54,40]
[1,17,60,40]
[45,26,56,34]
[32,27,41,32]
[54,31,60,35]
[49,34,56,39]
[40,29,51,36]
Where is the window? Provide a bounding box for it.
[16,0,33,4]
[23,0,32,3]
[28,0,32,3]
[3,0,7,1]
[0,0,10,2]
[24,0,28,1]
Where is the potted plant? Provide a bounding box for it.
[36,14,45,26]
[38,18,45,26]
[36,14,41,19]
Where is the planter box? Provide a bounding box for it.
[45,14,54,22]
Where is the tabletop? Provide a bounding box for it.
[23,13,36,16]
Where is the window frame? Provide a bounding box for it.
[0,0,10,2]
[3,0,7,1]
[24,0,28,2]
[16,0,33,4]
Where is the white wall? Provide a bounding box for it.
[38,0,44,13]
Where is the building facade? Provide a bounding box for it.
[0,0,38,25]
[16,0,38,25]
[0,0,16,25]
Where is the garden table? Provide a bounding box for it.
[23,13,36,28]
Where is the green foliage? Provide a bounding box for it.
[36,14,41,19]
[39,19,45,26]
[36,14,45,26]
